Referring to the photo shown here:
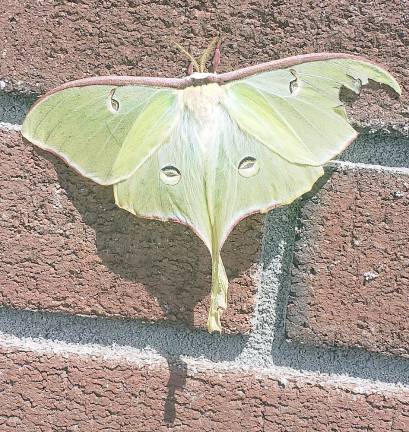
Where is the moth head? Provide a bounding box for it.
[174,36,222,75]
[189,72,217,86]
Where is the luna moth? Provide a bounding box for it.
[21,40,401,333]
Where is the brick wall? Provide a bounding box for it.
[0,1,408,430]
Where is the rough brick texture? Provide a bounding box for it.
[0,348,408,432]
[287,167,409,357]
[0,0,407,129]
[0,128,262,333]
[1,0,409,429]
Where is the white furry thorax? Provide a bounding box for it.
[181,81,225,122]
[179,78,225,156]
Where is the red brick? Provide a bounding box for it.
[0,128,262,333]
[287,166,409,356]
[0,347,408,431]
[0,0,406,128]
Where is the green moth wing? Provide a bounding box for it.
[114,95,324,330]
[21,53,401,333]
[223,58,401,166]
[22,84,179,185]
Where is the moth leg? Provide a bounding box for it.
[211,39,222,73]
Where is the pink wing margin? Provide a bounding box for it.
[31,52,395,101]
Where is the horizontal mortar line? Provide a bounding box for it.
[0,332,406,397]
[0,307,408,390]
[332,159,409,175]
[0,122,21,131]
[1,123,407,174]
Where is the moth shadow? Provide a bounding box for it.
[38,149,263,425]
[45,150,263,332]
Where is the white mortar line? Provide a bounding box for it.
[331,159,409,175]
[0,332,166,366]
[0,122,21,131]
[0,332,407,397]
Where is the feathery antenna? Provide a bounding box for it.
[199,37,220,73]
[173,42,200,73]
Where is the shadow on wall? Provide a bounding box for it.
[163,359,188,425]
[0,92,36,124]
[39,148,263,331]
[35,148,263,424]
